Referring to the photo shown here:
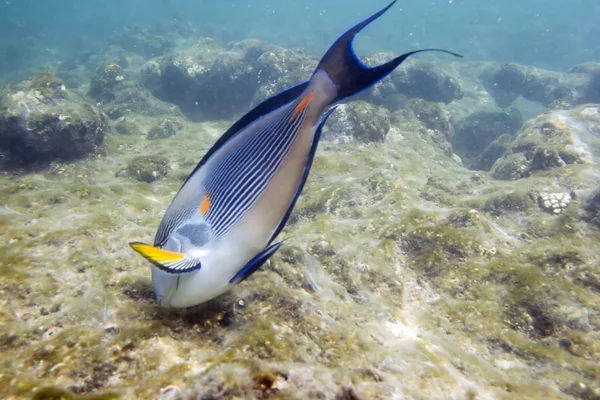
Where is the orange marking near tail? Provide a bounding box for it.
[200,193,210,214]
[290,91,315,121]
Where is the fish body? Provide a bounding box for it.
[130,0,461,308]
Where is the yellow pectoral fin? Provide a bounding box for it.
[129,242,185,266]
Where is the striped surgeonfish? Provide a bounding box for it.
[129,0,461,308]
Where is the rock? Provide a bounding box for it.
[472,133,512,171]
[406,99,453,139]
[114,116,141,135]
[89,64,128,102]
[358,55,463,108]
[118,155,170,183]
[89,63,176,119]
[0,73,109,167]
[491,105,600,180]
[582,188,600,228]
[405,98,453,156]
[109,25,175,58]
[451,110,523,169]
[391,60,464,104]
[147,117,186,140]
[142,38,317,121]
[480,62,592,108]
[570,63,600,104]
[324,101,390,143]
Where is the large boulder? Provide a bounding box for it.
[451,110,523,169]
[89,63,176,119]
[0,73,110,167]
[479,62,593,108]
[491,105,600,180]
[582,187,600,229]
[404,98,454,156]
[324,101,391,143]
[358,54,464,108]
[141,39,317,121]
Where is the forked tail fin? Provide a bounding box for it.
[314,0,462,104]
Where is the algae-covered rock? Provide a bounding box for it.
[406,98,453,138]
[491,105,600,180]
[113,115,141,135]
[451,110,522,170]
[0,73,109,167]
[118,155,170,183]
[142,38,319,120]
[90,64,175,119]
[392,60,464,104]
[472,133,513,171]
[89,64,128,102]
[583,187,600,228]
[480,62,592,108]
[324,101,390,143]
[404,98,454,156]
[147,117,186,140]
[109,24,175,58]
[358,55,464,108]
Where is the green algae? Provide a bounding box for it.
[0,106,599,400]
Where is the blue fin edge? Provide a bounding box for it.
[230,241,283,284]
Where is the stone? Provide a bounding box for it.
[117,155,170,183]
[0,73,109,167]
[147,117,186,140]
[324,101,390,143]
[491,105,600,180]
[451,110,522,169]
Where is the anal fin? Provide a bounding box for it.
[230,242,283,284]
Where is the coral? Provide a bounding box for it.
[0,73,109,167]
[324,101,390,143]
[538,192,572,215]
[147,117,186,140]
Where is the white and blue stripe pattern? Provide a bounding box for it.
[204,100,309,240]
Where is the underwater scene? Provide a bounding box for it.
[1,0,600,399]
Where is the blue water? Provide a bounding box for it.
[1,0,599,84]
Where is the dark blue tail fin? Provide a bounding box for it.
[314,0,463,104]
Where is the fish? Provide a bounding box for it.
[129,0,461,309]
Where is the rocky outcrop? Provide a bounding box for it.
[0,74,110,167]
[358,55,464,108]
[116,155,170,183]
[140,39,316,121]
[479,62,595,108]
[324,101,390,143]
[491,105,600,180]
[89,64,176,119]
[147,116,186,140]
[451,110,523,170]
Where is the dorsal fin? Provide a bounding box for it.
[182,81,310,186]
